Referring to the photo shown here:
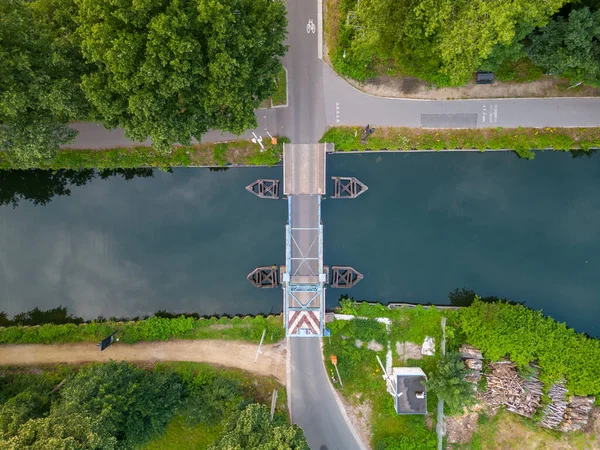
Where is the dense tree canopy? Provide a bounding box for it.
[355,0,570,84]
[0,0,90,165]
[0,362,182,449]
[74,0,287,152]
[209,403,309,450]
[1,0,287,163]
[528,7,600,85]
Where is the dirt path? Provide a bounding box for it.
[0,340,287,383]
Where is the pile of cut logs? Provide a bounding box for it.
[561,396,596,432]
[459,344,482,385]
[480,360,542,417]
[472,354,597,431]
[539,383,568,429]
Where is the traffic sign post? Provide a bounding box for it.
[330,355,343,387]
[97,332,118,351]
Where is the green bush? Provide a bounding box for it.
[459,298,600,396]
[426,352,475,415]
[377,430,437,450]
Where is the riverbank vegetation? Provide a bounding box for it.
[326,297,600,448]
[0,307,285,345]
[0,0,287,166]
[0,138,285,171]
[0,361,306,449]
[321,126,600,159]
[327,0,600,88]
[322,308,441,448]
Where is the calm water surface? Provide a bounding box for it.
[0,152,598,336]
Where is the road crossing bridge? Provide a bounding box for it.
[247,143,365,337]
[283,144,327,337]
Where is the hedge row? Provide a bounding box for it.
[0,138,286,170]
[321,126,600,159]
[0,315,285,345]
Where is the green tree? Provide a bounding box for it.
[0,391,49,440]
[74,0,287,152]
[0,0,89,166]
[56,361,183,447]
[209,403,309,450]
[357,0,568,85]
[0,411,117,450]
[528,7,600,85]
[426,352,474,414]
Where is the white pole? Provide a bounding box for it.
[335,364,343,387]
[376,354,398,396]
[255,329,266,363]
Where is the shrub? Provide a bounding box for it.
[459,298,600,395]
[426,352,475,415]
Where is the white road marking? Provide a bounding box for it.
[335,101,340,123]
[306,19,316,34]
[482,104,499,124]
[317,0,323,59]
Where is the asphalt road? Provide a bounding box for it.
[290,338,363,450]
[66,5,600,150]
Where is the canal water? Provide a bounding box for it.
[0,151,598,336]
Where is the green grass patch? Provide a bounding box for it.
[0,314,285,345]
[321,126,600,159]
[0,138,287,170]
[272,67,287,106]
[496,58,545,83]
[143,413,223,450]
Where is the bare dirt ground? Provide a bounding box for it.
[340,393,373,450]
[347,75,600,100]
[445,404,600,450]
[0,340,287,383]
[445,407,482,445]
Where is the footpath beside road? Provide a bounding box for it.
[0,340,287,383]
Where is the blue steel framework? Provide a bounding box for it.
[283,195,325,337]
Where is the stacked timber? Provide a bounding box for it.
[539,383,568,429]
[460,344,483,386]
[561,397,596,432]
[480,361,542,417]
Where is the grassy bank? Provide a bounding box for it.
[321,127,600,159]
[0,138,286,170]
[0,314,285,345]
[272,67,288,106]
[457,409,595,450]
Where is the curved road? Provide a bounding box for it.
[65,0,600,149]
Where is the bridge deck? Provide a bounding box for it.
[283,143,327,195]
[283,144,328,337]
